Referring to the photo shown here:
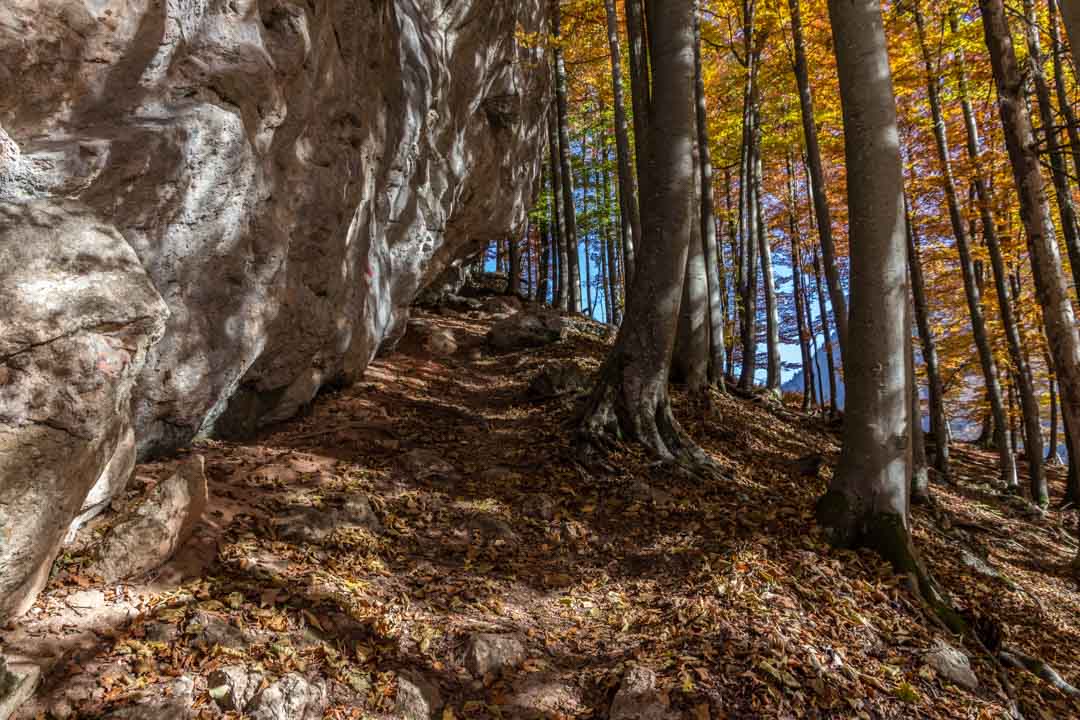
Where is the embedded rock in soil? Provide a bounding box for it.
[272,495,381,544]
[398,448,458,480]
[208,666,264,713]
[0,657,40,720]
[526,362,589,398]
[0,201,168,622]
[88,455,208,582]
[610,666,675,720]
[487,312,567,353]
[395,671,443,720]
[464,633,527,678]
[508,673,584,719]
[926,640,979,691]
[102,677,195,720]
[246,673,326,720]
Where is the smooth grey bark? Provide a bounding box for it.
[905,194,951,480]
[538,200,551,304]
[602,138,621,324]
[910,329,930,505]
[817,0,919,574]
[724,169,739,378]
[806,157,839,417]
[674,138,710,392]
[979,0,1080,530]
[552,0,582,314]
[581,133,594,316]
[788,0,848,363]
[606,0,639,291]
[581,0,703,462]
[548,109,570,311]
[625,0,651,197]
[508,233,521,295]
[1025,0,1080,301]
[1058,0,1080,78]
[1048,369,1059,464]
[737,0,760,390]
[788,154,814,411]
[947,8,1044,500]
[914,5,1018,491]
[1050,0,1080,221]
[694,2,726,388]
[755,142,781,392]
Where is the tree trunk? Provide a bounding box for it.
[788,0,848,362]
[581,134,594,317]
[789,154,815,411]
[817,0,919,576]
[724,169,739,379]
[606,0,639,290]
[548,111,570,311]
[694,2,726,388]
[905,193,951,480]
[914,4,1017,491]
[737,2,760,390]
[1047,369,1059,464]
[910,328,931,504]
[948,8,1044,501]
[1025,0,1080,301]
[1056,0,1080,78]
[979,0,1080,531]
[581,0,704,463]
[814,246,838,417]
[755,139,781,392]
[602,138,621,324]
[1050,0,1080,223]
[508,233,521,296]
[674,137,710,392]
[552,0,582,314]
[625,0,651,198]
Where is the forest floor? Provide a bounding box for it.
[5,296,1080,720]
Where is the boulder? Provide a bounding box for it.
[610,666,674,720]
[103,677,194,720]
[395,671,443,720]
[65,423,138,543]
[272,495,381,544]
[0,201,168,621]
[926,640,979,691]
[88,455,208,582]
[406,320,458,357]
[0,657,40,720]
[526,362,589,398]
[246,673,326,720]
[398,449,457,480]
[483,295,523,317]
[464,633,527,678]
[487,312,567,353]
[208,666,264,713]
[508,673,584,719]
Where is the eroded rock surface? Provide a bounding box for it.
[0,0,547,619]
[0,202,168,620]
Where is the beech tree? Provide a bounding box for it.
[816,0,925,581]
[978,0,1080,569]
[581,0,707,463]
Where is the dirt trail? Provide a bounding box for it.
[5,302,1080,719]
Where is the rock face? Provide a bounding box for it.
[0,0,547,619]
[0,202,168,621]
[89,455,208,582]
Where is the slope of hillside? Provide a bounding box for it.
[4,299,1079,719]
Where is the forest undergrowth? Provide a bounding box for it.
[9,302,1080,720]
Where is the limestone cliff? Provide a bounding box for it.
[0,0,547,619]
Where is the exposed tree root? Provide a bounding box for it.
[1000,648,1080,697]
